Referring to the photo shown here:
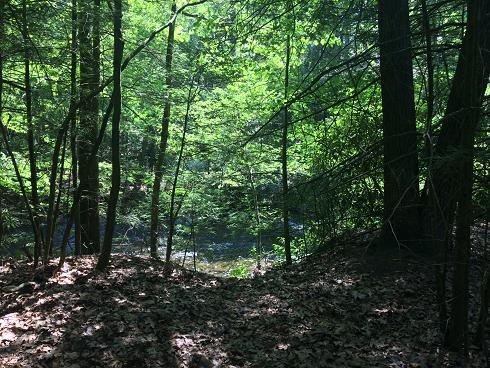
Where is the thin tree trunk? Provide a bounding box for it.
[191,214,197,271]
[166,83,193,262]
[70,0,81,256]
[0,120,43,263]
[476,270,490,346]
[45,127,69,261]
[0,194,3,248]
[0,4,41,264]
[182,237,188,267]
[96,0,124,271]
[45,132,68,262]
[446,150,473,351]
[45,0,92,260]
[301,203,307,258]
[248,167,262,269]
[23,0,42,265]
[421,0,434,158]
[282,33,292,265]
[378,0,419,247]
[0,0,4,250]
[150,2,176,258]
[51,131,68,254]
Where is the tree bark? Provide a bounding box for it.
[282,34,292,265]
[443,0,489,351]
[70,0,81,256]
[378,0,420,247]
[78,0,101,254]
[58,97,114,269]
[424,0,490,257]
[421,0,435,158]
[97,0,124,271]
[150,2,177,258]
[0,0,4,250]
[22,0,43,265]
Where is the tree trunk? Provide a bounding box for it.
[150,2,177,258]
[421,0,434,158]
[58,0,204,269]
[0,3,42,266]
[23,0,43,265]
[96,0,124,271]
[282,33,292,265]
[191,214,197,271]
[0,120,43,263]
[378,0,420,247]
[70,0,81,256]
[476,270,490,346]
[446,150,474,351]
[0,196,3,248]
[51,132,68,253]
[420,2,490,343]
[424,0,490,255]
[166,81,192,262]
[248,167,262,269]
[443,0,488,350]
[58,97,114,269]
[78,0,101,254]
[0,0,4,250]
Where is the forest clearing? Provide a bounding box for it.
[1,0,490,366]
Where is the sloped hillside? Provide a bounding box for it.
[0,250,484,367]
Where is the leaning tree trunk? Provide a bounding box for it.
[419,0,490,344]
[166,82,193,262]
[0,120,43,264]
[1,1,41,264]
[51,131,68,250]
[377,0,420,247]
[442,0,490,351]
[424,0,490,256]
[150,2,176,258]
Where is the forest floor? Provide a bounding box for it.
[0,247,487,367]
